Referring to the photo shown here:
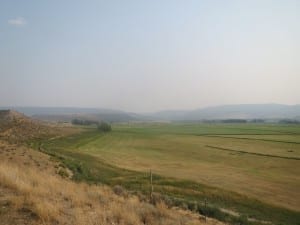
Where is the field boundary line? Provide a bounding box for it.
[203,135,300,145]
[205,145,300,160]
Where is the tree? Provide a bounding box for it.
[97,121,112,132]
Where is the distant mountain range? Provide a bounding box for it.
[1,104,300,122]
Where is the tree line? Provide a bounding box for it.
[71,119,112,132]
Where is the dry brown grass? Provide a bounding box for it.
[0,159,224,225]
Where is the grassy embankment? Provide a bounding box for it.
[0,154,218,225]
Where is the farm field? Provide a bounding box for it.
[39,123,300,225]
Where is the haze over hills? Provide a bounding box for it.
[150,104,300,121]
[1,104,300,122]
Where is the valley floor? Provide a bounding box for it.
[39,123,300,225]
[1,111,299,225]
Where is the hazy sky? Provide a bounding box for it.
[0,0,299,112]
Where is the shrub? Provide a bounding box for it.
[113,185,126,196]
[197,205,226,221]
[57,168,69,178]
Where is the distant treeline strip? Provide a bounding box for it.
[193,125,300,135]
[204,135,300,145]
[72,119,99,126]
[205,145,300,160]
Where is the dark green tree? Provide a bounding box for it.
[97,121,112,132]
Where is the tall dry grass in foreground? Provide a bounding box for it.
[0,161,221,225]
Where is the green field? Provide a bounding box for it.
[38,123,300,225]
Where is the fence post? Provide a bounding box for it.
[150,169,153,202]
[204,198,207,222]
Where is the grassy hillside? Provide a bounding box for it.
[0,111,222,225]
[37,123,300,225]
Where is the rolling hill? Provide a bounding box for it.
[1,104,300,122]
[0,107,144,123]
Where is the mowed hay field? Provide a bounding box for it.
[40,123,300,224]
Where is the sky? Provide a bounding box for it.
[0,0,299,112]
